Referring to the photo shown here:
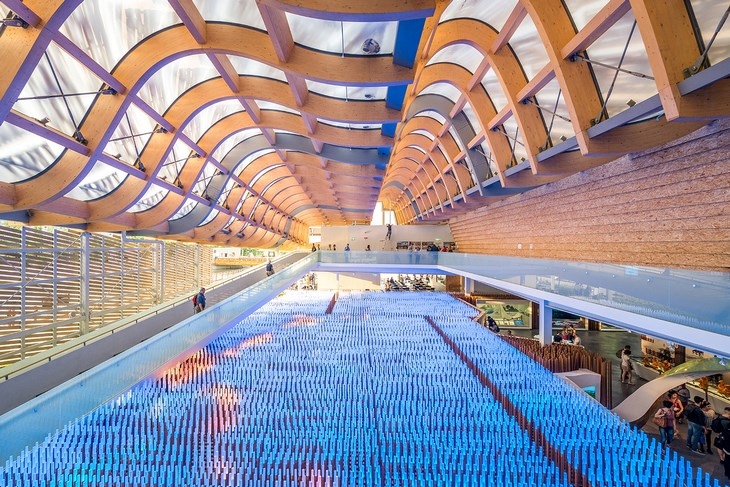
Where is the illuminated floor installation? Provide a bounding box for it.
[0,291,725,487]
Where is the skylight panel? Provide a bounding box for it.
[508,14,550,80]
[65,160,126,201]
[193,0,265,30]
[228,56,288,82]
[183,100,245,142]
[211,129,264,162]
[128,184,170,213]
[418,83,463,104]
[59,0,180,71]
[426,44,483,74]
[285,14,397,55]
[14,42,106,138]
[0,125,64,183]
[105,103,159,167]
[136,54,219,115]
[440,0,515,31]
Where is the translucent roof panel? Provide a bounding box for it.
[170,198,197,220]
[136,54,219,115]
[199,208,219,227]
[158,139,199,183]
[286,15,397,55]
[317,120,381,130]
[439,0,516,30]
[461,103,483,135]
[508,14,550,80]
[228,56,288,82]
[105,103,159,166]
[256,101,300,115]
[233,149,275,177]
[411,130,436,141]
[211,128,264,162]
[586,11,657,118]
[690,0,730,66]
[0,5,9,18]
[0,125,64,183]
[478,142,499,176]
[533,78,575,143]
[182,99,245,142]
[414,111,447,126]
[426,44,483,74]
[129,184,170,213]
[418,83,463,104]
[65,161,126,201]
[306,80,387,101]
[59,0,180,72]
[193,0,265,30]
[480,69,509,114]
[14,41,105,138]
[501,118,528,164]
[563,0,609,32]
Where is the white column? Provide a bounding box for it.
[80,232,90,335]
[463,277,474,295]
[538,300,553,346]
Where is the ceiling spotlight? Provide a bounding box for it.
[113,153,122,159]
[361,38,380,54]
[626,99,636,107]
[37,117,50,126]
[559,135,567,142]
[363,93,374,99]
[720,357,727,366]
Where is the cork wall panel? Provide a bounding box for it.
[449,121,730,271]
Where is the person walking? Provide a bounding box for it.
[193,287,206,314]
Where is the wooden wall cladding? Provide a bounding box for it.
[449,120,730,271]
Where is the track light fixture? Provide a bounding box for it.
[37,117,50,126]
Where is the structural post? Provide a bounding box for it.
[463,277,474,295]
[79,232,91,336]
[538,300,553,346]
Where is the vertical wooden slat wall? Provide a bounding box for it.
[449,122,730,271]
[0,227,214,366]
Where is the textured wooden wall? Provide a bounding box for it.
[449,120,730,271]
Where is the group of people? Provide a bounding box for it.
[654,385,730,479]
[554,324,582,346]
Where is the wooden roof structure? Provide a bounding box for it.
[0,0,728,248]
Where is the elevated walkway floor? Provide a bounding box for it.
[510,327,728,482]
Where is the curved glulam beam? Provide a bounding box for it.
[426,18,547,168]
[0,23,413,211]
[520,1,603,154]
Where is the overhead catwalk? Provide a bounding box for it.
[0,291,725,487]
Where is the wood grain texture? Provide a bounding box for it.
[449,120,730,271]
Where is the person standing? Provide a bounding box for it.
[311,244,317,252]
[685,396,706,454]
[385,223,392,240]
[365,245,371,251]
[265,260,274,276]
[701,401,715,454]
[194,287,206,314]
[620,349,633,384]
[675,384,691,423]
[344,244,350,251]
[655,400,677,447]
